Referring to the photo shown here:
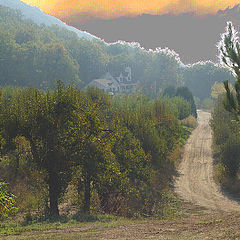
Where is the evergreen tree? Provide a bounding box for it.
[218,22,240,119]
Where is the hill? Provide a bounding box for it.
[0,3,234,101]
[0,0,96,40]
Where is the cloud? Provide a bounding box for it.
[21,0,240,23]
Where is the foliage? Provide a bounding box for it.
[0,182,18,219]
[151,189,182,219]
[175,86,197,118]
[0,4,203,218]
[0,82,78,216]
[211,97,240,179]
[162,96,191,120]
[218,22,240,119]
[211,82,228,99]
[0,83,188,217]
[162,85,196,119]
[181,115,198,129]
[211,22,240,190]
[163,85,177,98]
[181,62,234,101]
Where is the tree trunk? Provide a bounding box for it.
[83,175,91,214]
[48,171,59,217]
[14,154,19,179]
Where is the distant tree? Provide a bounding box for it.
[163,85,176,98]
[211,82,226,99]
[181,62,234,100]
[66,38,108,85]
[176,86,197,118]
[162,96,191,120]
[211,82,233,99]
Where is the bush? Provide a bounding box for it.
[221,138,240,178]
[151,189,182,219]
[0,182,18,219]
[176,86,197,118]
[181,115,197,129]
[211,96,240,189]
[163,96,191,120]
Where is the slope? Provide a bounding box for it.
[0,0,96,40]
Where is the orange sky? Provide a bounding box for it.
[21,0,240,22]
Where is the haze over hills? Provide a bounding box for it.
[0,0,96,40]
[76,5,240,64]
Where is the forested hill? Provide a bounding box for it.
[0,4,235,100]
[0,0,95,39]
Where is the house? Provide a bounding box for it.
[85,67,137,94]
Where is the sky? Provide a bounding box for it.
[20,0,240,63]
[21,0,240,23]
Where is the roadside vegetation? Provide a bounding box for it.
[211,22,240,193]
[0,82,197,237]
[211,97,240,192]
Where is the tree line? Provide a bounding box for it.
[0,82,193,218]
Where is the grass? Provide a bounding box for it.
[1,230,102,240]
[0,213,121,236]
[0,216,152,240]
[181,115,198,129]
[0,210,185,240]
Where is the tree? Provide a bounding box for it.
[1,82,76,216]
[163,85,176,98]
[162,96,191,120]
[181,62,234,100]
[218,22,240,119]
[211,82,226,99]
[176,86,197,118]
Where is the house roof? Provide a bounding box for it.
[92,79,118,88]
[95,67,137,85]
[122,71,129,77]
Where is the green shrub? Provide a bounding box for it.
[0,182,18,219]
[181,115,198,129]
[162,96,191,120]
[221,138,240,178]
[211,96,240,188]
[152,189,182,219]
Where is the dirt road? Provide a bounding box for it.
[174,110,240,212]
